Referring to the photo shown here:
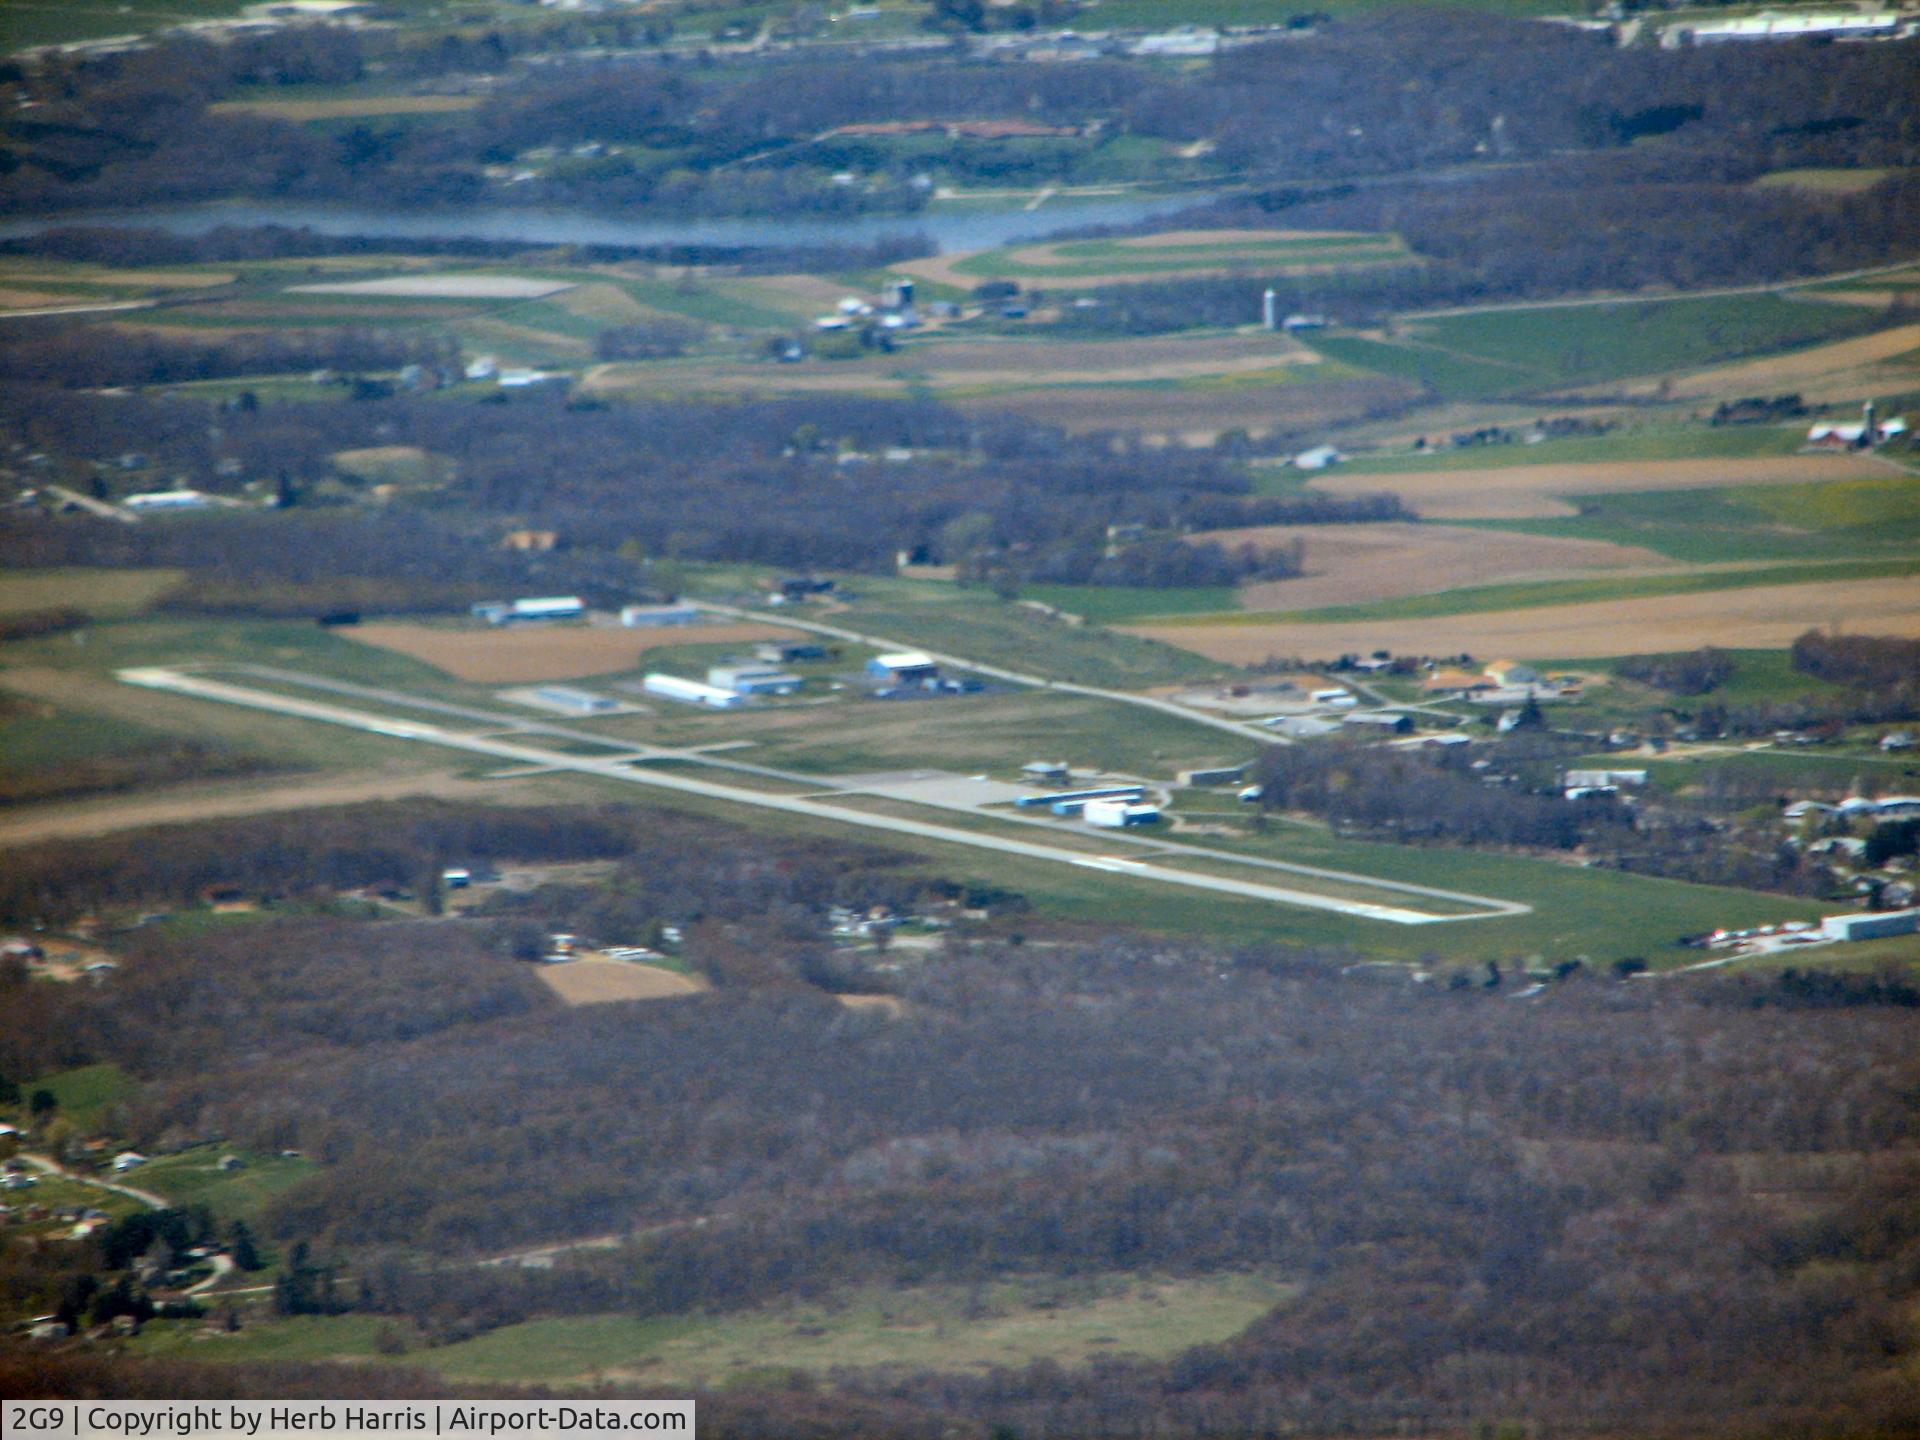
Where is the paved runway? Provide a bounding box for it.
[117,666,1529,926]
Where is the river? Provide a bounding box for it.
[0,190,1232,253]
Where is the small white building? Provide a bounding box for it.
[620,603,702,627]
[868,651,940,683]
[643,673,742,709]
[476,595,585,625]
[124,488,211,511]
[1084,799,1161,829]
[111,1152,147,1172]
[1563,769,1648,790]
[1293,446,1344,471]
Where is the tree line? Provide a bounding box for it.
[5,845,1920,1436]
[0,385,1402,606]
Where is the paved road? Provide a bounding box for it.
[697,601,1294,750]
[44,484,137,524]
[120,666,1527,926]
[17,1152,167,1210]
[1399,258,1920,322]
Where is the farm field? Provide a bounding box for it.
[1310,294,1893,402]
[580,331,1396,438]
[1310,452,1890,520]
[538,958,708,1006]
[209,95,482,121]
[0,767,521,848]
[903,228,1412,289]
[127,1272,1295,1386]
[951,372,1414,440]
[0,567,185,617]
[1661,320,1920,403]
[1206,521,1672,612]
[1251,555,1920,625]
[1326,423,1812,476]
[1126,573,1920,665]
[346,621,802,683]
[1473,472,1920,564]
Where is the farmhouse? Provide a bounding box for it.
[1293,445,1344,471]
[1806,414,1908,449]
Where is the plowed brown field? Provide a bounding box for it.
[1126,575,1920,663]
[1208,522,1670,611]
[539,958,707,1006]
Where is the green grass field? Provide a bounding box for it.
[135,1147,322,1229]
[1017,584,1241,623]
[1316,294,1888,401]
[831,578,1232,688]
[1474,473,1920,564]
[1086,0,1570,23]
[0,568,184,618]
[129,1271,1292,1385]
[1335,424,1809,475]
[952,231,1410,281]
[21,1063,135,1130]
